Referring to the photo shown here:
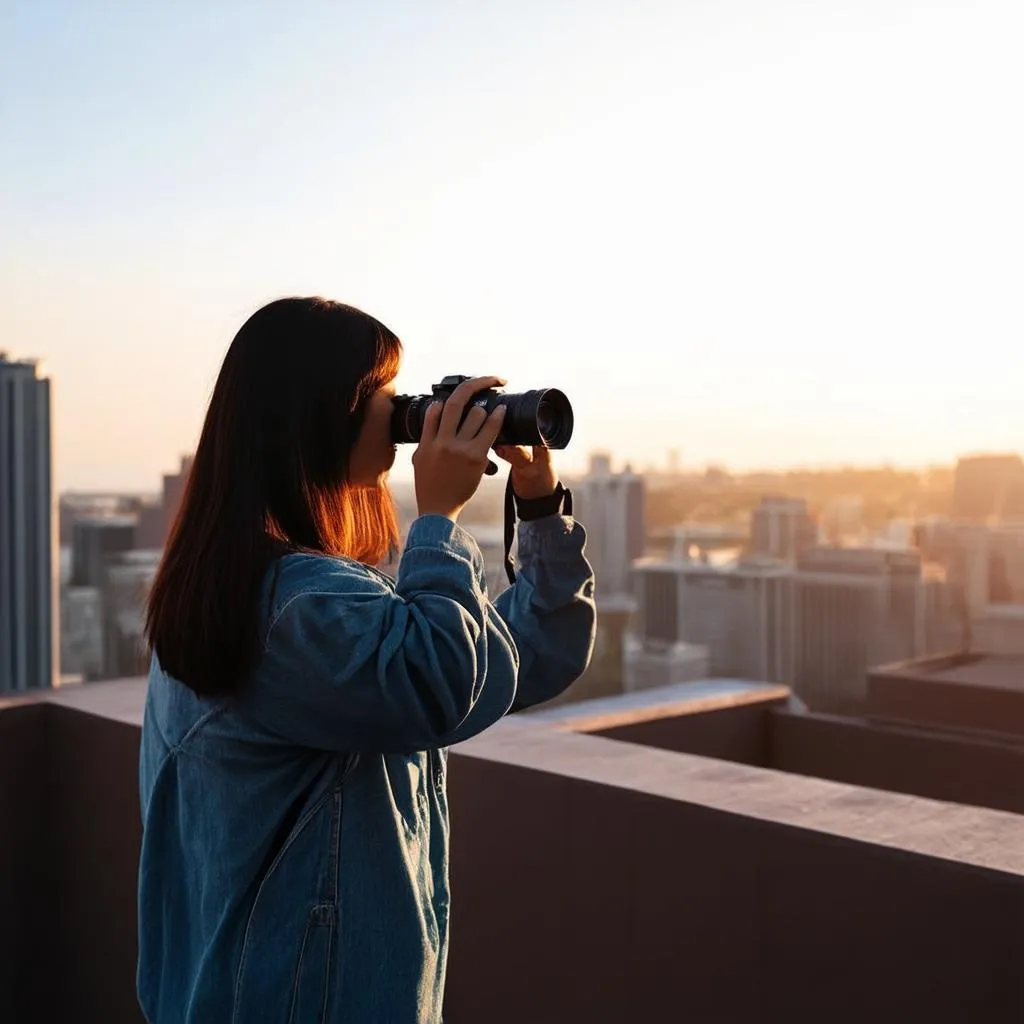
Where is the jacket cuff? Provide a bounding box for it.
[516,514,581,560]
[405,515,482,563]
[514,482,568,522]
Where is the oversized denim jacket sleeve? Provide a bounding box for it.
[237,511,595,754]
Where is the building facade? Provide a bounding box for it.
[632,544,952,713]
[71,516,137,588]
[631,557,793,685]
[790,547,928,713]
[750,496,817,561]
[952,453,1024,523]
[0,353,55,692]
[622,636,710,691]
[161,455,194,545]
[571,454,646,598]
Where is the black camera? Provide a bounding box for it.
[391,375,574,449]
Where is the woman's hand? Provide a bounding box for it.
[413,376,508,521]
[494,444,559,500]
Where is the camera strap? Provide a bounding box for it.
[503,475,517,585]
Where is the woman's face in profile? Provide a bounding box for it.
[349,381,398,486]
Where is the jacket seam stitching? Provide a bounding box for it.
[327,787,342,904]
[231,786,337,1024]
[264,585,388,650]
[171,703,228,754]
[286,914,315,1024]
[319,914,335,1024]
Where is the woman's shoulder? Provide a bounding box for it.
[265,552,394,624]
[276,551,394,594]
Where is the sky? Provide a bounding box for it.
[2,0,1023,491]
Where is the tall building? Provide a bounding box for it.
[71,516,137,587]
[953,453,1024,523]
[59,586,103,680]
[129,496,165,550]
[101,550,160,679]
[750,496,817,561]
[791,547,928,713]
[822,496,865,545]
[915,518,1024,654]
[161,455,194,545]
[572,453,646,597]
[631,557,793,684]
[0,353,55,692]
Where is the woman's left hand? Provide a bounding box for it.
[494,445,559,499]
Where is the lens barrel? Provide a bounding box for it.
[391,383,573,449]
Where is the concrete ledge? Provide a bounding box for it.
[0,676,147,725]
[456,717,1024,876]
[524,678,792,732]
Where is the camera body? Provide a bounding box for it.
[391,374,573,449]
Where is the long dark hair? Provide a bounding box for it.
[146,297,401,697]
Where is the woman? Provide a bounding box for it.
[138,297,596,1023]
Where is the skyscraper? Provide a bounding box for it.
[631,557,793,684]
[572,453,646,597]
[750,495,817,561]
[953,454,1024,523]
[71,516,137,588]
[161,455,194,545]
[790,547,928,713]
[0,353,55,692]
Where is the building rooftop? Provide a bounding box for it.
[3,670,1023,1021]
[982,602,1024,620]
[0,351,43,369]
[887,652,1024,692]
[867,652,1024,741]
[74,513,138,528]
[633,555,790,577]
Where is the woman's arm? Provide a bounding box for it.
[491,513,596,712]
[237,515,518,753]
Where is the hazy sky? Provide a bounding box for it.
[3,0,1023,491]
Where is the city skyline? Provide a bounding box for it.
[50,441,1021,497]
[5,1,1024,491]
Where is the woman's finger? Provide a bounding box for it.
[420,401,442,444]
[456,403,489,440]
[494,445,532,468]
[472,405,508,454]
[437,376,505,440]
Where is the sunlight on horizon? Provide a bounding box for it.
[3,0,1023,491]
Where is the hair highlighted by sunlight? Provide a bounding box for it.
[146,297,401,698]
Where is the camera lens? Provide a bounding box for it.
[390,395,425,445]
[533,389,573,449]
[499,388,573,449]
[537,400,555,436]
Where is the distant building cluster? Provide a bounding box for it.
[625,454,1024,714]
[55,456,192,684]
[627,495,966,714]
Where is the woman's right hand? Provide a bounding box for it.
[413,375,508,521]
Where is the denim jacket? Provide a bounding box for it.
[137,513,596,1023]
